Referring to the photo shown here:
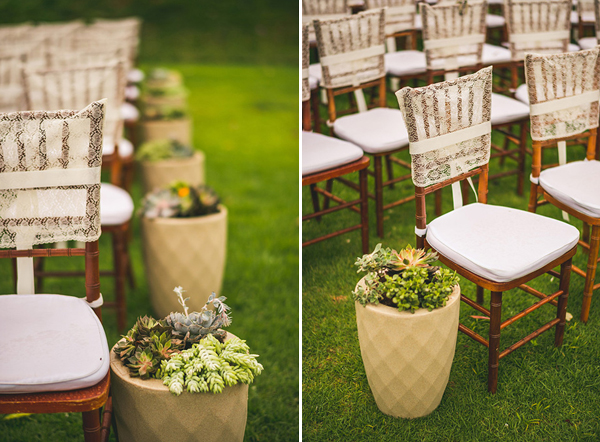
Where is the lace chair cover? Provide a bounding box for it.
[314,9,386,89]
[0,100,105,249]
[303,0,348,15]
[396,66,493,187]
[23,62,126,150]
[577,0,595,21]
[0,54,26,113]
[420,2,487,73]
[46,48,127,71]
[525,48,600,141]
[365,0,416,35]
[302,24,310,102]
[504,0,571,62]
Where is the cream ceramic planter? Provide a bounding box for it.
[141,206,227,318]
[139,151,205,193]
[142,118,192,146]
[355,284,460,419]
[110,333,248,442]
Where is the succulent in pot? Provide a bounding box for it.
[353,243,461,419]
[139,181,220,219]
[136,138,194,162]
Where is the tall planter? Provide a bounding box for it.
[139,151,205,193]
[355,284,460,419]
[141,206,227,318]
[110,332,248,442]
[142,118,192,145]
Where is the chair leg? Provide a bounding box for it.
[581,225,600,323]
[112,228,127,332]
[583,222,590,244]
[385,154,395,189]
[374,156,384,238]
[499,133,509,167]
[82,408,102,442]
[476,285,484,305]
[555,258,572,346]
[322,179,334,211]
[517,121,527,196]
[310,90,321,133]
[488,291,502,394]
[527,181,539,213]
[309,183,321,222]
[359,167,370,254]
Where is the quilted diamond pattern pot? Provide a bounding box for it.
[110,333,248,442]
[355,284,460,418]
[140,151,205,194]
[141,206,227,318]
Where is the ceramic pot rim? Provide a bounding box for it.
[142,204,227,226]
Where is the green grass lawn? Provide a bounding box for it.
[303,93,600,441]
[0,64,299,441]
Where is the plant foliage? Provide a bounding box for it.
[135,138,194,162]
[139,181,220,218]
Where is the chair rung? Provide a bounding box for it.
[383,194,416,211]
[388,156,411,169]
[578,239,590,250]
[572,264,587,278]
[461,294,490,316]
[0,248,86,258]
[383,173,412,187]
[458,323,489,347]
[302,197,362,221]
[488,169,519,181]
[313,187,361,214]
[500,290,563,329]
[302,224,362,247]
[518,283,558,306]
[499,318,560,359]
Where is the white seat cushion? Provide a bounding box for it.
[309,75,319,90]
[486,14,505,28]
[482,44,511,64]
[121,102,139,122]
[128,68,145,83]
[385,50,427,77]
[0,294,109,393]
[125,85,140,101]
[333,107,410,154]
[514,83,529,105]
[539,160,600,218]
[103,137,134,158]
[101,183,134,226]
[572,10,595,24]
[578,37,597,50]
[491,92,530,125]
[302,131,364,175]
[414,14,422,30]
[427,203,580,282]
[309,64,322,83]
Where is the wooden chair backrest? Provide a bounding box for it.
[365,0,416,36]
[504,0,571,62]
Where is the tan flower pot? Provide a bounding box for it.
[141,206,227,318]
[139,151,205,194]
[110,332,248,442]
[355,284,460,419]
[142,118,192,146]
[143,94,187,109]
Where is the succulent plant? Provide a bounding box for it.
[388,246,439,272]
[135,138,194,162]
[165,287,231,345]
[139,181,220,219]
[159,334,264,395]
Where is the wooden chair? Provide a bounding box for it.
[0,100,112,442]
[420,1,530,211]
[525,48,600,323]
[313,9,412,238]
[22,63,135,331]
[575,0,596,43]
[396,67,579,393]
[302,23,370,253]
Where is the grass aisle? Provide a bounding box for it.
[0,64,299,442]
[303,136,600,441]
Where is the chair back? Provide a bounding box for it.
[23,62,126,147]
[365,0,416,36]
[525,48,600,141]
[0,53,26,113]
[303,0,348,15]
[314,9,386,89]
[504,0,571,62]
[578,0,596,21]
[302,24,310,104]
[396,66,492,216]
[420,1,487,78]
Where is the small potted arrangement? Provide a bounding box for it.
[140,181,227,317]
[110,287,263,442]
[136,138,205,193]
[353,244,460,419]
[141,68,191,145]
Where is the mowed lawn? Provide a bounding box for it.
[302,113,600,440]
[0,64,299,442]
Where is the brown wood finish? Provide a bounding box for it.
[528,129,600,322]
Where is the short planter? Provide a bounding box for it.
[143,94,187,109]
[110,332,248,442]
[142,117,192,145]
[355,283,460,419]
[139,151,205,193]
[141,206,227,318]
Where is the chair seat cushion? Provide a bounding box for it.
[302,131,364,175]
[482,44,511,64]
[0,294,110,394]
[128,68,145,83]
[578,37,597,50]
[121,102,139,122]
[514,83,529,105]
[486,14,505,28]
[385,50,426,77]
[333,107,409,154]
[100,183,134,226]
[103,137,134,158]
[572,10,594,24]
[427,203,580,282]
[309,75,319,90]
[539,160,600,218]
[125,85,140,101]
[309,64,322,83]
[491,92,530,125]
